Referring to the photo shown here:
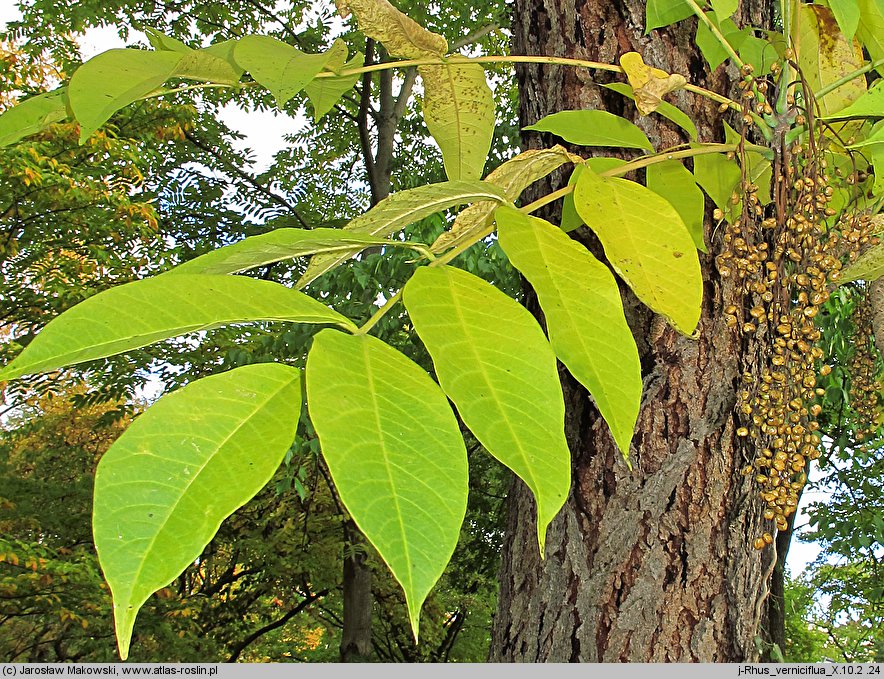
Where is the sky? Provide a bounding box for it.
[0,3,830,578]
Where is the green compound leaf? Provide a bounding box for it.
[0,90,68,147]
[234,35,331,106]
[144,28,243,84]
[169,228,400,276]
[496,206,641,459]
[69,49,184,142]
[403,266,571,555]
[573,168,702,335]
[93,363,302,660]
[524,110,653,151]
[0,275,355,381]
[646,159,707,252]
[841,241,884,282]
[299,180,508,288]
[419,56,496,181]
[306,330,468,639]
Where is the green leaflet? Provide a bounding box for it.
[857,0,884,74]
[306,330,468,639]
[305,41,362,121]
[144,28,243,84]
[169,228,401,276]
[646,0,696,32]
[825,81,884,120]
[298,180,508,288]
[561,164,587,233]
[841,242,884,282]
[0,274,355,381]
[524,110,653,151]
[402,266,571,555]
[430,145,579,253]
[602,82,699,140]
[646,160,707,252]
[693,148,741,213]
[234,35,332,106]
[496,206,641,459]
[93,363,302,660]
[710,0,738,22]
[0,90,68,147]
[419,57,496,181]
[739,34,781,75]
[69,49,184,142]
[573,168,702,335]
[696,14,746,70]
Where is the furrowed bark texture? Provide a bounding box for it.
[491,0,779,662]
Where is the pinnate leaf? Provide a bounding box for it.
[306,330,468,638]
[94,363,302,659]
[496,206,641,458]
[419,57,495,181]
[524,110,653,151]
[305,41,362,121]
[403,266,571,554]
[0,274,355,381]
[573,168,702,334]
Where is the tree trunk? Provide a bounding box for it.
[491,0,778,662]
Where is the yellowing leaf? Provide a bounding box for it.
[496,206,641,459]
[841,241,884,282]
[298,180,507,288]
[430,145,580,253]
[603,82,698,140]
[619,52,687,115]
[573,168,702,334]
[336,0,447,58]
[419,57,495,181]
[794,3,866,118]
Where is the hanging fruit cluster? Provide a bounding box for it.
[848,293,882,449]
[714,63,878,550]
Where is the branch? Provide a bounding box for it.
[182,131,311,229]
[226,589,329,663]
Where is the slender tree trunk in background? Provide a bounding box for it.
[491,0,780,661]
[340,519,374,662]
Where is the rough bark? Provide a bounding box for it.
[491,0,778,662]
[870,278,884,355]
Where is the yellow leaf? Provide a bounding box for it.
[336,0,447,59]
[419,56,495,181]
[619,52,687,115]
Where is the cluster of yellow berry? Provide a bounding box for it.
[848,294,882,448]
[714,87,877,549]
